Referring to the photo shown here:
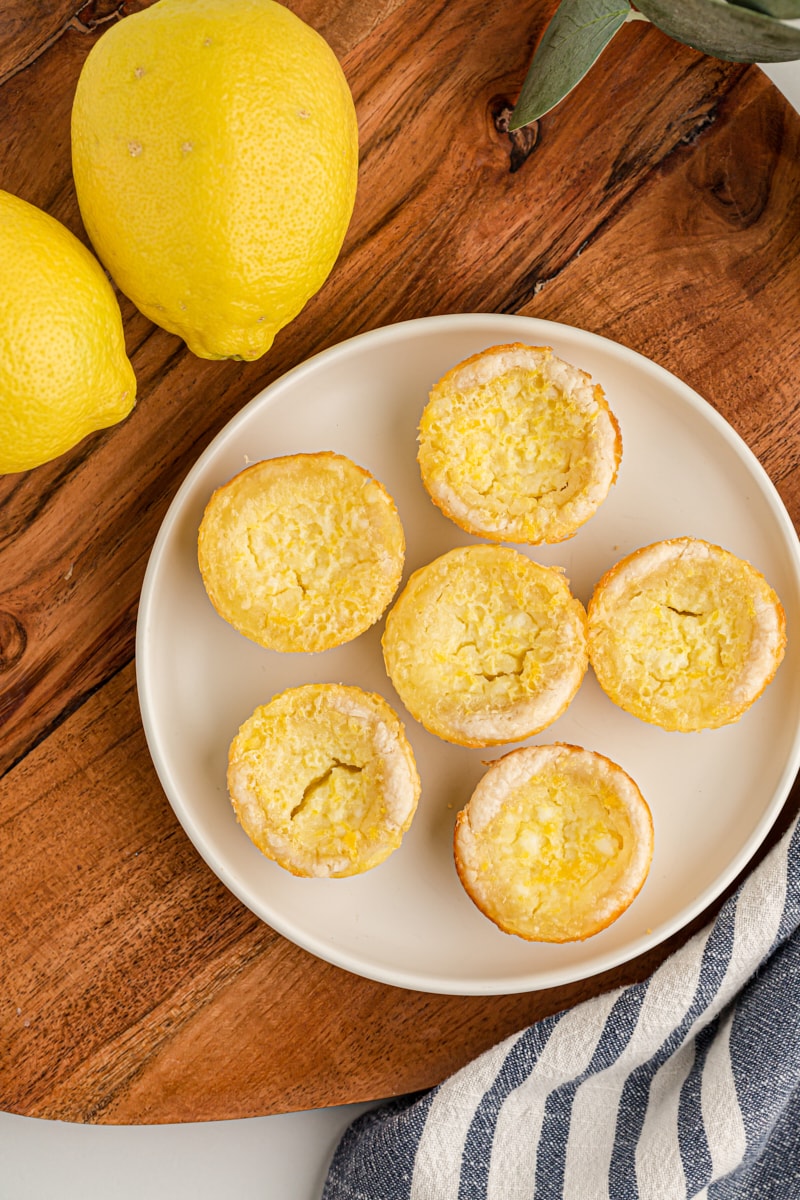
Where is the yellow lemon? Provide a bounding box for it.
[70,0,359,361]
[0,190,136,475]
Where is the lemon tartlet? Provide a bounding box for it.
[382,543,588,746]
[454,743,653,942]
[587,538,786,732]
[198,451,405,653]
[227,683,421,878]
[417,343,621,544]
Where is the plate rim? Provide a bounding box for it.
[136,312,800,994]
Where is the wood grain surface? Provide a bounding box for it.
[1,0,799,1123]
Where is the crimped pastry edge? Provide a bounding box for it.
[453,742,654,943]
[587,537,787,732]
[227,683,421,878]
[417,343,622,544]
[197,450,405,653]
[381,544,588,747]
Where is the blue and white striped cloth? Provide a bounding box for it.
[322,813,800,1199]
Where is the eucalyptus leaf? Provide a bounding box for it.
[634,0,800,60]
[509,0,631,130]
[730,0,800,20]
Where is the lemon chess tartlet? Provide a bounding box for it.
[417,343,622,544]
[587,537,786,732]
[197,451,405,653]
[381,543,588,746]
[227,684,421,878]
[453,743,653,942]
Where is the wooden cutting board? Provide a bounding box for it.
[1,0,799,1123]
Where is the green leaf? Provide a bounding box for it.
[731,0,800,19]
[509,0,631,130]
[633,0,800,60]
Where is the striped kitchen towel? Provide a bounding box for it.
[322,813,800,1199]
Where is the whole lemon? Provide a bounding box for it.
[71,0,359,361]
[0,190,136,475]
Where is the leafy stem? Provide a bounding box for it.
[509,0,800,130]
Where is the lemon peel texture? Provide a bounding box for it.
[71,0,359,361]
[0,189,135,475]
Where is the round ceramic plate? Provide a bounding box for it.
[136,314,800,995]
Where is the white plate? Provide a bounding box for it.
[136,314,800,995]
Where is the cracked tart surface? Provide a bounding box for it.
[197,451,405,652]
[382,543,588,746]
[227,684,421,878]
[587,538,786,732]
[417,343,621,545]
[454,743,653,942]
